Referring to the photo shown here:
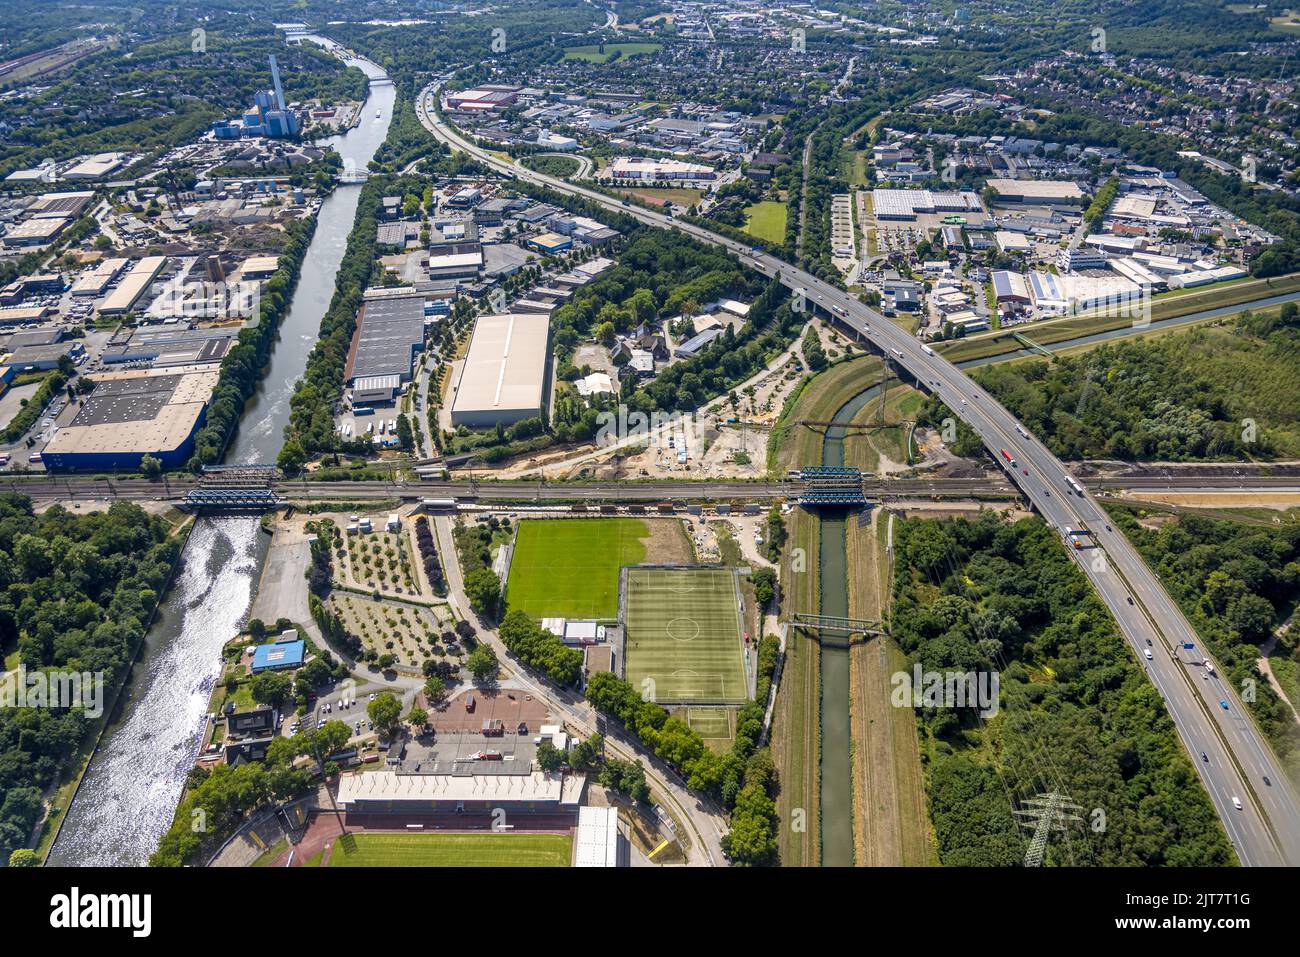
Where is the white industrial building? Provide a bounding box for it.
[450,313,550,428]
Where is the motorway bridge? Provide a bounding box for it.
[416,85,1300,866]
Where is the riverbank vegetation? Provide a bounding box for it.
[891,512,1233,865]
[0,496,179,866]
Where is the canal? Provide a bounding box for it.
[47,44,393,866]
[816,379,888,866]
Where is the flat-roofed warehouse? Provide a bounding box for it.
[984,178,1085,204]
[344,292,425,385]
[99,256,168,315]
[41,365,220,471]
[450,313,550,428]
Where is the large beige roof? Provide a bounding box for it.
[451,313,549,418]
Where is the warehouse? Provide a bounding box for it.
[607,156,715,182]
[344,292,426,385]
[99,256,167,315]
[101,328,238,367]
[40,366,219,471]
[984,178,1085,205]
[991,270,1031,304]
[71,258,129,297]
[450,313,550,428]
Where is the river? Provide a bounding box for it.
[47,42,393,867]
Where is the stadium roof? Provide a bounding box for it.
[337,769,585,806]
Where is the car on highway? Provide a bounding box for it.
[1126,596,1134,605]
[1220,700,1230,711]
[1264,776,1272,786]
[1201,751,1209,762]
[1143,648,1153,661]
[1232,796,1243,810]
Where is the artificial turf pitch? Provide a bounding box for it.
[327,832,572,867]
[506,518,648,619]
[623,567,748,705]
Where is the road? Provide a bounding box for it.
[416,83,1300,865]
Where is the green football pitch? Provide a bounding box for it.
[327,832,572,867]
[623,567,748,705]
[506,518,649,619]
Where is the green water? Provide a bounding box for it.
[815,380,885,866]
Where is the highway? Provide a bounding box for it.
[416,82,1300,865]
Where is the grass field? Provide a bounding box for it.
[327,832,572,867]
[507,518,649,619]
[743,200,788,243]
[623,567,748,704]
[563,42,661,63]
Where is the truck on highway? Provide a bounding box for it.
[1015,425,1030,439]
[891,347,904,359]
[1000,448,1018,468]
[1067,476,1084,495]
[921,344,935,356]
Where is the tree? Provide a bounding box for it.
[535,739,564,771]
[423,674,446,704]
[467,644,498,683]
[8,849,39,867]
[463,568,500,616]
[139,454,163,479]
[367,692,402,736]
[395,413,414,451]
[250,671,292,708]
[406,703,428,730]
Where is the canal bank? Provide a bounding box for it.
[47,45,393,866]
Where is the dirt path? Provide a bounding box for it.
[847,510,935,865]
[1258,616,1300,727]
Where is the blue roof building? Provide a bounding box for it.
[251,638,306,672]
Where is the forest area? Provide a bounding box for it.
[890,511,1234,866]
[971,305,1300,462]
[0,497,179,866]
